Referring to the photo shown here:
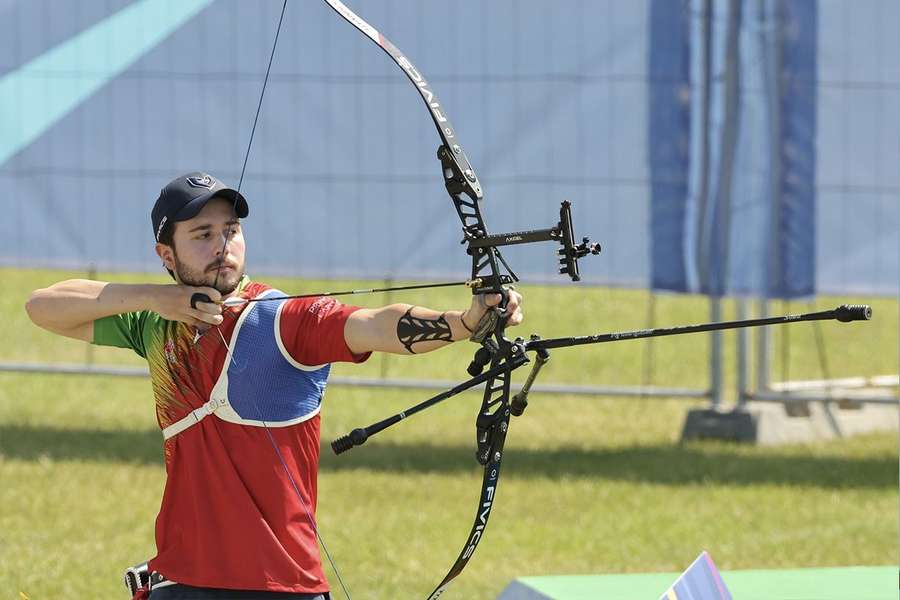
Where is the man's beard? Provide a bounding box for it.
[174,253,243,295]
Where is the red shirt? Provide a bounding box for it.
[94,280,368,592]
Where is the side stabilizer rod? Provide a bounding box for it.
[332,353,530,454]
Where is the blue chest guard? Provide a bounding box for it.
[163,289,331,439]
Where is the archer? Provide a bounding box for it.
[25,171,524,600]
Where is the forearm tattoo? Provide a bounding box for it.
[396,307,453,354]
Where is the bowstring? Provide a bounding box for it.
[208,2,353,597]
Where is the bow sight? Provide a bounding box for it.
[437,138,601,295]
[460,199,601,379]
[464,200,602,285]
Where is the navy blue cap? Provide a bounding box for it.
[152,172,249,242]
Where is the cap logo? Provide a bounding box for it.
[186,174,215,189]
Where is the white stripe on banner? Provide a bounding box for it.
[0,0,214,167]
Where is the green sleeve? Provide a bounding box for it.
[92,312,154,358]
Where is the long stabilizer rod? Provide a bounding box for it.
[526,304,872,352]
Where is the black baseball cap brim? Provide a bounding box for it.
[153,172,251,242]
[173,188,249,223]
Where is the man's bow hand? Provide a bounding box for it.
[461,288,524,341]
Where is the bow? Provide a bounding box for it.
[194,2,873,599]
[321,2,600,598]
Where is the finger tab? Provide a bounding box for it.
[190,293,212,309]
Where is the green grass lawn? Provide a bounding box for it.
[1,268,897,599]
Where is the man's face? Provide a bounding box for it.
[155,197,246,295]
